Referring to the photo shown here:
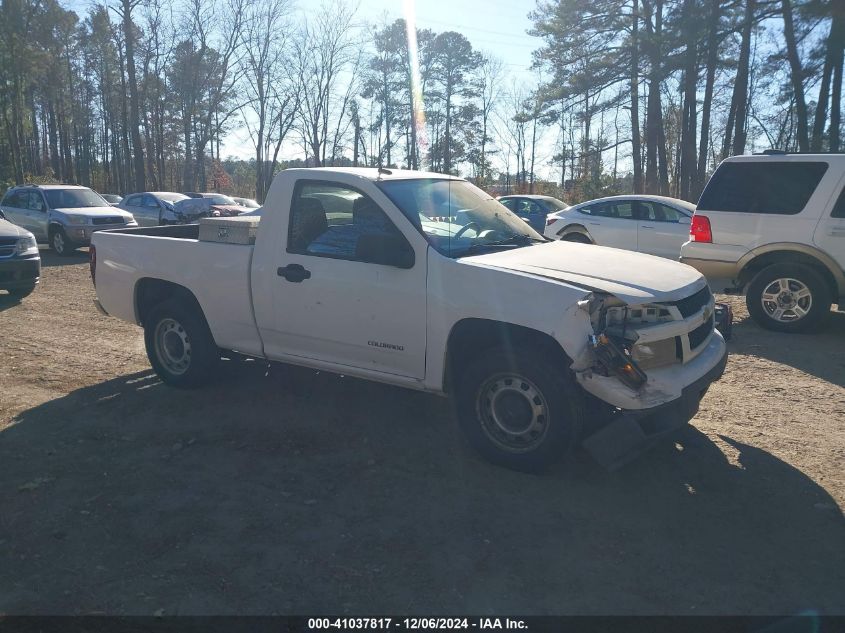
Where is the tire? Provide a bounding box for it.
[455,346,584,472]
[143,299,219,388]
[49,226,75,256]
[7,284,36,300]
[746,263,831,333]
[561,232,591,244]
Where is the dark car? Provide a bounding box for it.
[0,211,41,300]
[497,194,569,232]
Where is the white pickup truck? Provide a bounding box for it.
[91,168,727,471]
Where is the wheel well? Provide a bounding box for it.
[444,319,571,392]
[135,278,205,327]
[556,224,592,241]
[739,250,838,297]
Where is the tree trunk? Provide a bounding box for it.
[630,0,643,194]
[696,0,720,197]
[726,0,755,156]
[781,0,809,151]
[122,0,145,192]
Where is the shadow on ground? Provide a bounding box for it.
[38,248,89,268]
[728,310,845,386]
[1,360,843,615]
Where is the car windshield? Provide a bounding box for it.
[45,188,108,209]
[237,198,260,208]
[157,193,189,203]
[546,198,569,210]
[207,194,236,205]
[377,178,544,258]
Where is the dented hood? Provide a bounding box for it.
[461,241,708,304]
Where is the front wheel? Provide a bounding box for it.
[455,347,583,472]
[746,263,831,333]
[143,299,220,387]
[49,226,75,256]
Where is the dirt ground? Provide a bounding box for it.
[0,248,843,616]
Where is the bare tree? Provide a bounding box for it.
[294,0,362,167]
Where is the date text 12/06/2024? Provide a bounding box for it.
[307,618,528,630]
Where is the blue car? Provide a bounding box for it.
[497,194,569,233]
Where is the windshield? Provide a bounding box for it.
[237,198,260,208]
[157,193,189,203]
[377,179,544,258]
[45,188,108,209]
[207,194,236,205]
[547,198,569,211]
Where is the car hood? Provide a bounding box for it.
[52,206,132,218]
[0,217,30,238]
[461,241,708,304]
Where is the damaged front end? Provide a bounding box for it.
[571,289,728,470]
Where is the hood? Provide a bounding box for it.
[52,206,133,218]
[461,241,707,304]
[0,217,30,238]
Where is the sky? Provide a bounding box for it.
[219,0,541,161]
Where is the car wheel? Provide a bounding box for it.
[562,232,591,244]
[746,263,831,333]
[7,284,36,300]
[455,346,583,472]
[143,299,220,388]
[49,226,74,256]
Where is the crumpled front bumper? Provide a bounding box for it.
[580,335,728,470]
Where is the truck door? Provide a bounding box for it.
[257,180,428,380]
[813,178,845,274]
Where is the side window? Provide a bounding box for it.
[287,182,403,262]
[637,201,681,222]
[499,198,515,211]
[698,161,828,215]
[142,195,159,208]
[611,201,636,220]
[526,200,545,214]
[125,195,139,206]
[26,192,45,211]
[831,185,845,219]
[3,191,26,208]
[590,203,614,218]
[576,205,592,216]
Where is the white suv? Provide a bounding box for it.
[681,152,845,332]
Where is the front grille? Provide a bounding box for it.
[0,237,17,246]
[91,216,125,225]
[0,247,14,258]
[689,314,715,350]
[665,286,712,318]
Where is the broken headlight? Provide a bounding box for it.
[589,333,648,391]
[630,337,678,369]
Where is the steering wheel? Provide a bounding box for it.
[454,222,480,239]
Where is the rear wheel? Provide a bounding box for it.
[561,232,591,244]
[143,299,219,387]
[455,347,583,472]
[746,263,831,333]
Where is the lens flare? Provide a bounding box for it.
[403,0,428,170]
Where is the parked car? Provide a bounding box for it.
[681,152,845,333]
[91,167,726,472]
[232,196,260,209]
[544,195,695,259]
[497,194,569,232]
[0,212,40,299]
[100,193,123,206]
[0,184,137,255]
[118,192,189,227]
[171,195,248,221]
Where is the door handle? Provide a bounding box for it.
[640,225,654,229]
[277,263,311,283]
[828,228,845,237]
[589,222,601,226]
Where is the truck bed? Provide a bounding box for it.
[91,225,263,357]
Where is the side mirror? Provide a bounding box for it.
[355,233,415,269]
